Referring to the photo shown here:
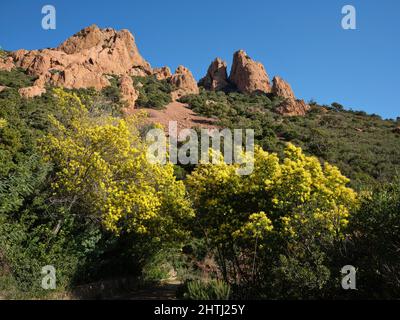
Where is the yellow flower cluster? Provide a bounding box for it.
[187,143,358,245]
[41,89,193,238]
[0,118,7,129]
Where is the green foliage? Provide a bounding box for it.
[141,246,194,282]
[0,48,7,59]
[1,66,400,300]
[181,90,400,189]
[0,70,183,297]
[0,68,36,88]
[183,279,231,300]
[66,85,124,117]
[341,182,400,298]
[41,89,193,238]
[186,144,358,298]
[133,75,173,109]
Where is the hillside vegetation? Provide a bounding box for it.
[0,70,399,299]
[181,89,400,189]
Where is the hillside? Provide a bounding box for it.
[1,25,399,300]
[181,90,400,189]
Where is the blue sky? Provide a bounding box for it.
[0,0,399,118]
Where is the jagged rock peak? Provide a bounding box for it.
[229,50,271,94]
[9,25,151,95]
[272,76,295,100]
[199,58,229,91]
[57,24,149,69]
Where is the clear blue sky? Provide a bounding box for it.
[0,0,399,118]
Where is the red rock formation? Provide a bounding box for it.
[10,25,151,95]
[199,58,229,91]
[276,99,310,116]
[119,75,138,109]
[272,76,295,100]
[153,67,172,80]
[169,65,199,100]
[272,76,310,116]
[18,86,46,98]
[0,57,14,72]
[229,50,271,94]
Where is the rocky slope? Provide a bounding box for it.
[200,51,310,116]
[0,25,198,104]
[1,24,310,116]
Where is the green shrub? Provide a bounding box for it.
[181,90,400,190]
[0,68,36,88]
[133,76,173,109]
[183,279,231,300]
[341,182,400,298]
[0,48,7,59]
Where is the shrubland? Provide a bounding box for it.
[0,70,399,299]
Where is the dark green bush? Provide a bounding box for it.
[342,182,400,298]
[133,75,173,109]
[0,68,36,88]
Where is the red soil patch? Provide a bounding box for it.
[128,101,218,132]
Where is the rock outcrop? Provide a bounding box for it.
[153,67,172,81]
[276,99,310,116]
[119,75,138,109]
[272,76,310,116]
[10,25,151,95]
[3,24,311,116]
[229,50,271,94]
[199,58,229,91]
[272,76,295,100]
[18,86,46,98]
[169,65,199,100]
[0,57,14,72]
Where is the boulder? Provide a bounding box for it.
[229,50,271,94]
[18,86,46,98]
[276,99,310,116]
